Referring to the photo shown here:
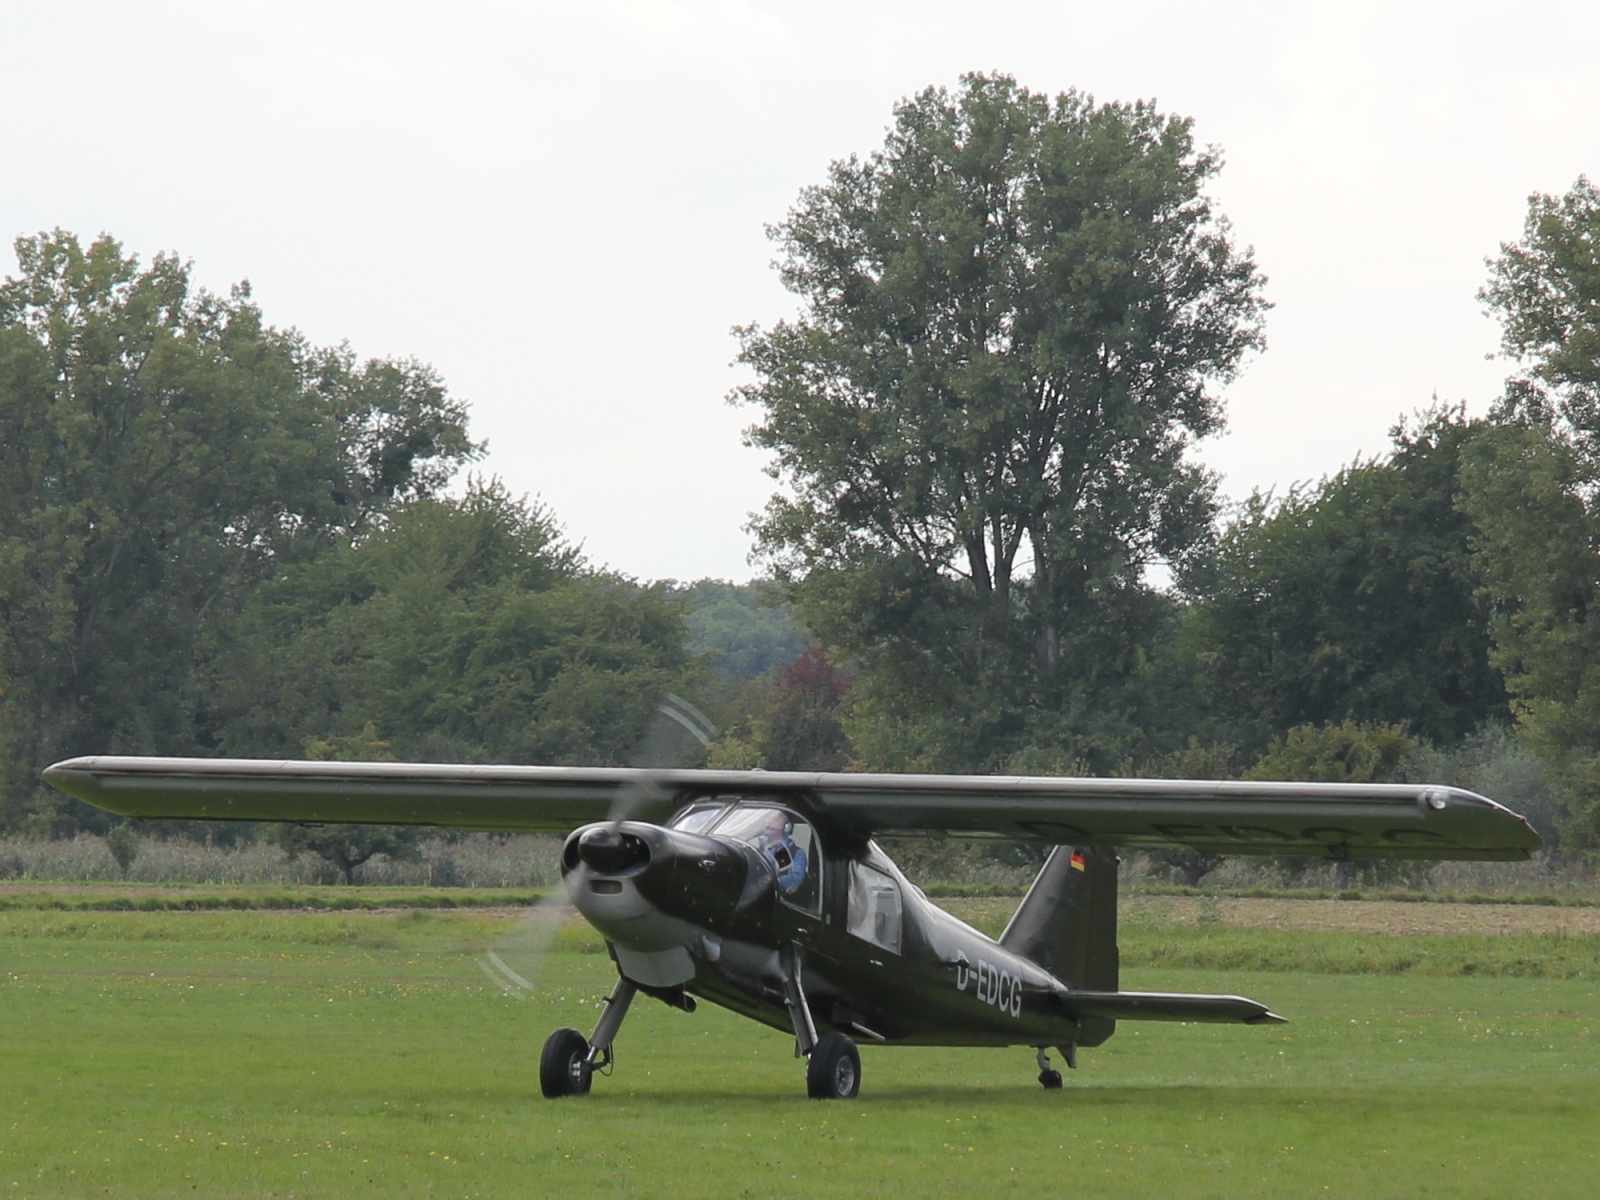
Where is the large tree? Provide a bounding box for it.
[1179,408,1507,752]
[737,74,1267,770]
[1480,176,1600,453]
[0,232,479,831]
[1464,177,1600,853]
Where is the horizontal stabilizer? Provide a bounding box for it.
[1062,990,1287,1025]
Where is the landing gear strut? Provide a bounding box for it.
[783,943,861,1100]
[539,977,638,1098]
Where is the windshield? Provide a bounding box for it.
[668,803,728,834]
[710,805,791,846]
[710,804,820,912]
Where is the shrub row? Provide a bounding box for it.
[0,887,546,912]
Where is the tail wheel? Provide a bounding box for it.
[806,1032,860,1100]
[540,1027,593,1098]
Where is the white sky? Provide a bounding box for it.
[3,1,1597,581]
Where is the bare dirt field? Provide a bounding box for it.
[1131,894,1600,936]
[940,893,1600,938]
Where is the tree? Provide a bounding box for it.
[0,231,480,833]
[207,481,704,768]
[1481,176,1600,454]
[679,580,805,681]
[104,822,140,876]
[273,723,421,885]
[736,74,1267,771]
[1402,725,1564,859]
[759,648,853,772]
[1179,408,1507,753]
[1464,178,1600,854]
[706,647,853,772]
[1459,417,1600,851]
[1245,721,1415,785]
[1245,720,1418,887]
[1137,740,1239,887]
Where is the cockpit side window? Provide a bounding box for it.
[709,804,822,914]
[668,803,728,834]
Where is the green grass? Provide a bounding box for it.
[2,910,1597,1198]
[1118,925,1600,979]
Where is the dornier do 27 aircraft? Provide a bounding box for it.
[44,749,1540,1101]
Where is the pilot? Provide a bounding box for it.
[758,809,807,895]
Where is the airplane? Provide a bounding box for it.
[44,755,1540,1101]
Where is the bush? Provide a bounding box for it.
[0,832,563,887]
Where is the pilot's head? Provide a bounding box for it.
[763,810,791,841]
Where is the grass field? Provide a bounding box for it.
[2,901,1597,1199]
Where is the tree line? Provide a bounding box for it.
[4,74,1600,874]
[0,233,701,846]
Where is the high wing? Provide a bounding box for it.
[43,756,1540,861]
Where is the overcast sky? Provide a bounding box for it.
[3,1,1597,580]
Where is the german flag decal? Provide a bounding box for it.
[1069,851,1087,871]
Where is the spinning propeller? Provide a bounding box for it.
[477,694,717,999]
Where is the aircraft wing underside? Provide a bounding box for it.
[43,756,1541,861]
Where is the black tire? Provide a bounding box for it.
[540,1027,593,1098]
[806,1032,860,1100]
[1039,1069,1063,1089]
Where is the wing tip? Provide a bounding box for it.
[1246,1010,1289,1025]
[41,760,88,790]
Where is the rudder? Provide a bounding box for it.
[999,845,1118,1046]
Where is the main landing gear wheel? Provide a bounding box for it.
[806,1032,860,1100]
[540,1027,593,1098]
[1036,1047,1063,1089]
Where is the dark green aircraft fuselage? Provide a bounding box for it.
[563,795,1275,1058]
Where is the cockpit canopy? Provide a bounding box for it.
[670,800,821,912]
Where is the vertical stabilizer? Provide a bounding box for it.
[1000,845,1119,1045]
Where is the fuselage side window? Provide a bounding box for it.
[847,861,902,955]
[708,804,822,914]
